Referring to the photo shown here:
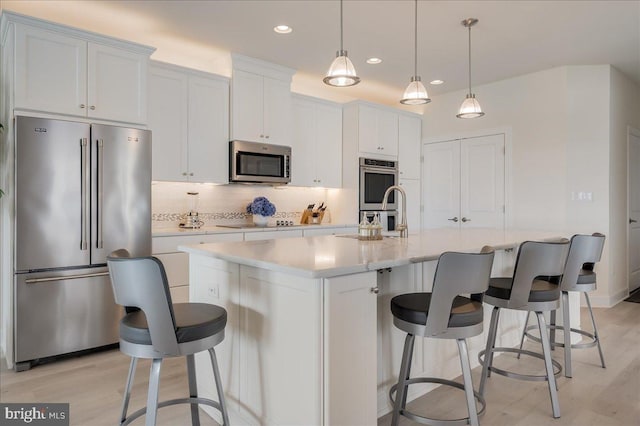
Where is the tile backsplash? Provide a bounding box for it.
[152,182,339,228]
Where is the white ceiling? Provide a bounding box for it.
[3,1,639,108]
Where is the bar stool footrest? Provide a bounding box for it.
[523,324,599,349]
[479,347,562,382]
[389,377,486,426]
[120,397,225,426]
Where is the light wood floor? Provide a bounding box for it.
[1,301,639,426]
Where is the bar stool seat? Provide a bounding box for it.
[389,247,495,426]
[391,293,483,327]
[486,278,559,303]
[107,249,230,426]
[120,303,227,345]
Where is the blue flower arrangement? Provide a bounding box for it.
[246,196,276,217]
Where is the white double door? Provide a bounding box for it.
[423,134,505,229]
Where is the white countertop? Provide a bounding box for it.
[179,228,564,278]
[153,223,357,237]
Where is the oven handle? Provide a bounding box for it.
[360,166,398,173]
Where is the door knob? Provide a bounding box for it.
[448,217,459,222]
[461,217,471,223]
[631,218,639,224]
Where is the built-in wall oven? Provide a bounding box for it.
[359,158,398,211]
[359,158,399,232]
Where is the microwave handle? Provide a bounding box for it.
[285,155,290,178]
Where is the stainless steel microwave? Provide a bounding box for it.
[229,140,291,184]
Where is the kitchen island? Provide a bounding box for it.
[179,229,565,425]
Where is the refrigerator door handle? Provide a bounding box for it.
[25,271,110,284]
[80,138,89,250]
[97,138,104,249]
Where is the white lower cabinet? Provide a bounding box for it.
[243,229,303,241]
[152,233,243,302]
[303,226,358,237]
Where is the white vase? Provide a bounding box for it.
[253,214,269,227]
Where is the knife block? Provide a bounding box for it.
[300,209,325,224]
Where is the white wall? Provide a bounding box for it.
[422,65,633,306]
[609,68,640,304]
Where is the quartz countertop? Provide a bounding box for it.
[153,223,357,237]
[179,228,564,278]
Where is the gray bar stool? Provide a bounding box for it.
[517,233,606,378]
[478,239,570,419]
[389,246,495,426]
[107,249,230,426]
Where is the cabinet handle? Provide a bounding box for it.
[265,135,270,139]
[182,172,188,176]
[90,105,96,110]
[461,217,471,223]
[189,172,194,176]
[370,287,379,294]
[448,217,459,222]
[260,134,264,138]
[630,218,638,224]
[80,104,86,109]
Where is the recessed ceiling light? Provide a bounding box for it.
[274,25,292,34]
[366,57,383,65]
[430,79,445,85]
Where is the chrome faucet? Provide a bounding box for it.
[381,185,408,238]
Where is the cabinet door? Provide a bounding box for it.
[422,140,461,228]
[357,104,380,155]
[398,178,421,232]
[243,229,303,241]
[398,114,421,179]
[324,272,378,425]
[460,134,505,228]
[315,103,343,188]
[148,66,189,181]
[377,109,398,156]
[231,69,264,142]
[291,98,317,186]
[188,75,229,183]
[14,25,87,116]
[263,77,291,145]
[87,43,148,124]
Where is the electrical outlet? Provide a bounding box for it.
[208,284,219,299]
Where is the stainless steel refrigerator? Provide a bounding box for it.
[14,116,151,371]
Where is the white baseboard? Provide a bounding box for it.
[587,287,629,308]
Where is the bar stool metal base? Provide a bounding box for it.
[121,397,226,426]
[389,377,486,426]
[478,347,562,382]
[523,324,600,350]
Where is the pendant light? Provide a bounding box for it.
[457,18,484,118]
[400,0,430,105]
[323,0,360,87]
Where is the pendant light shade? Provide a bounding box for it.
[324,0,360,87]
[457,18,484,119]
[324,50,360,87]
[400,0,430,105]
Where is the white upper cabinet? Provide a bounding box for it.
[346,102,399,159]
[10,14,154,124]
[230,54,295,146]
[149,62,229,183]
[292,95,342,188]
[398,113,422,180]
[87,43,148,124]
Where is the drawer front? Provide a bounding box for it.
[152,232,244,253]
[243,229,303,241]
[154,252,188,288]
